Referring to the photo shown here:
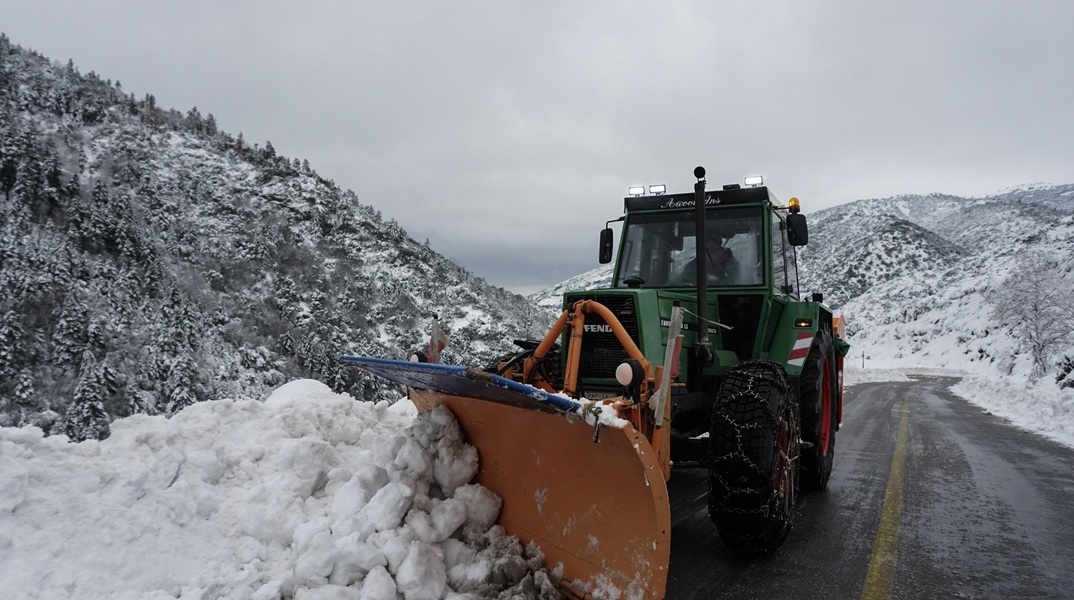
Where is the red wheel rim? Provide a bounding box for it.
[819,356,832,455]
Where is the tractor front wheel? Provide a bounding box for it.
[707,360,800,554]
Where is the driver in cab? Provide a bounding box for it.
[685,235,739,285]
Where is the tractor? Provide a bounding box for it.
[343,166,848,599]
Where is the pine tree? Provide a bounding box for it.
[128,390,153,416]
[74,180,112,252]
[42,146,64,218]
[0,156,15,202]
[15,125,46,211]
[159,288,201,354]
[0,310,24,383]
[64,356,112,442]
[184,106,203,133]
[163,353,199,416]
[13,369,35,410]
[133,347,167,414]
[53,289,89,370]
[83,318,108,368]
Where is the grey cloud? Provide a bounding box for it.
[4,0,1073,292]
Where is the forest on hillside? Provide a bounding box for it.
[0,35,548,442]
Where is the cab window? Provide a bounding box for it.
[616,207,764,288]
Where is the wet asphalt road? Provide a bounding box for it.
[664,376,1074,599]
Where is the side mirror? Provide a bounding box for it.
[599,228,614,264]
[786,213,808,246]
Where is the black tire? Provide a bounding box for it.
[707,360,800,554]
[799,329,839,490]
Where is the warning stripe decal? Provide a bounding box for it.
[787,333,814,367]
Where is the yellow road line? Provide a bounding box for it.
[860,392,911,600]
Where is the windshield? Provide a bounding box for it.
[615,207,764,288]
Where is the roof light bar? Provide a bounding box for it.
[628,186,646,197]
[648,184,666,195]
[744,175,764,187]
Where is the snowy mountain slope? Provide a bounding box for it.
[802,186,1074,380]
[530,265,611,311]
[0,37,551,437]
[800,213,965,306]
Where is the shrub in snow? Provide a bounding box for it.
[1056,351,1074,389]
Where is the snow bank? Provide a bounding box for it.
[0,380,559,599]
[951,375,1074,449]
[842,364,913,385]
[842,363,1074,449]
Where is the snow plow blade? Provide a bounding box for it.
[341,357,671,600]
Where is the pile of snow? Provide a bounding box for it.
[0,380,559,599]
[843,364,1074,449]
[951,375,1074,449]
[3,369,1069,599]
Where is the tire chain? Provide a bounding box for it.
[707,361,797,551]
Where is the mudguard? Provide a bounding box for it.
[341,356,671,600]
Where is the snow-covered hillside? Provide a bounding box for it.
[0,36,551,437]
[800,185,1074,383]
[530,266,611,312]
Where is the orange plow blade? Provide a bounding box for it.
[412,389,670,599]
[341,357,671,599]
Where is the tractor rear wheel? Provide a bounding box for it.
[707,360,800,554]
[799,329,838,490]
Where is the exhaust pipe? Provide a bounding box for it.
[693,166,713,366]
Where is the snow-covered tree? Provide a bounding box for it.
[1056,352,1074,390]
[0,310,25,383]
[992,252,1074,378]
[163,353,199,416]
[63,357,112,442]
[53,289,89,370]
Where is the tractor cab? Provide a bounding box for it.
[600,177,807,298]
[580,174,820,460]
[613,202,765,288]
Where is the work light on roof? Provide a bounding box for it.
[628,186,646,197]
[648,184,666,195]
[744,175,764,187]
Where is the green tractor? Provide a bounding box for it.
[343,166,848,598]
[562,165,849,552]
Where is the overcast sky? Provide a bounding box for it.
[5,1,1073,294]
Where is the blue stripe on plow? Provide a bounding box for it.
[340,356,583,414]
